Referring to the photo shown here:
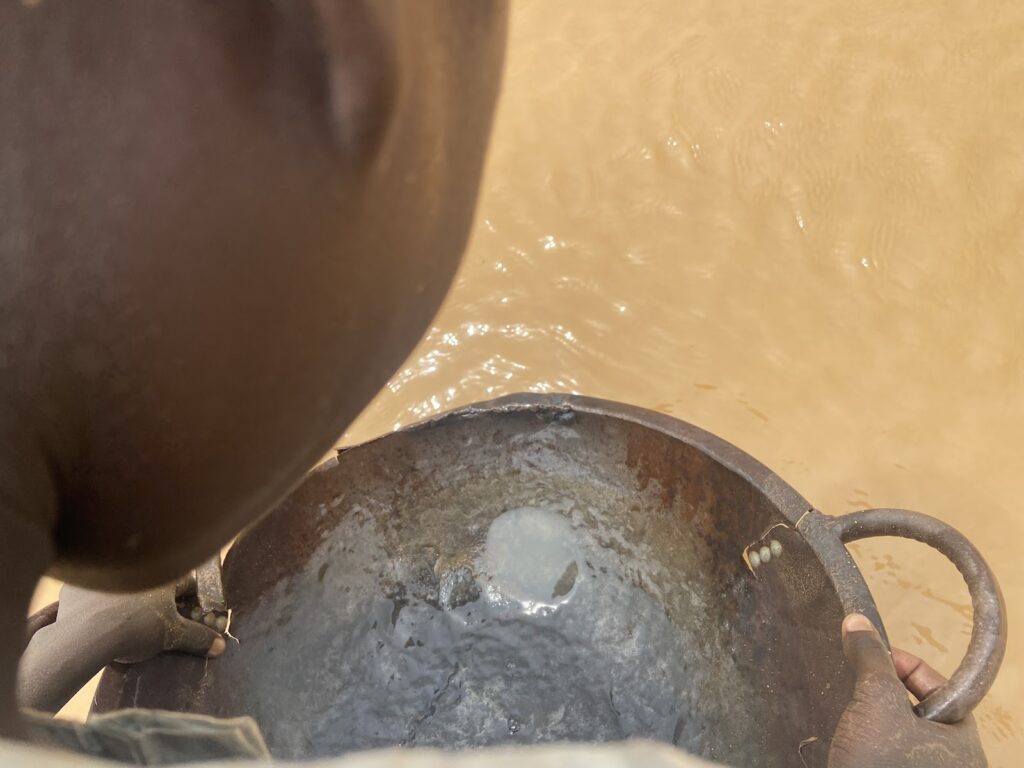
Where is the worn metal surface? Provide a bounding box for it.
[92,394,1004,767]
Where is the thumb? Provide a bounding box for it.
[841,613,906,699]
[166,615,226,658]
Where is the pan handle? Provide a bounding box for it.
[832,508,1006,724]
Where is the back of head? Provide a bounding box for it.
[0,0,507,590]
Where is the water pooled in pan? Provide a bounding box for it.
[478,506,582,613]
[229,503,709,758]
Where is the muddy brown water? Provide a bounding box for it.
[343,2,1023,762]
[33,0,1022,764]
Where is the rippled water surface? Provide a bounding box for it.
[342,1,1024,763]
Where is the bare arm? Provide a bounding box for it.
[19,583,224,714]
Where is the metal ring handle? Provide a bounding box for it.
[833,508,1007,723]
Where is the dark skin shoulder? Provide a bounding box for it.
[0,0,506,734]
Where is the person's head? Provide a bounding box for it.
[0,0,507,589]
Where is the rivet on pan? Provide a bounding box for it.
[749,549,762,568]
[770,539,783,558]
[759,545,772,564]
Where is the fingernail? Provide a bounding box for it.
[842,613,875,636]
[208,636,226,657]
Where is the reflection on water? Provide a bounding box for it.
[344,1,1024,764]
[479,506,582,615]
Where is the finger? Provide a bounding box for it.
[25,601,59,642]
[167,615,226,658]
[841,614,906,697]
[892,647,947,702]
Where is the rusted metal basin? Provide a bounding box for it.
[93,394,1005,767]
